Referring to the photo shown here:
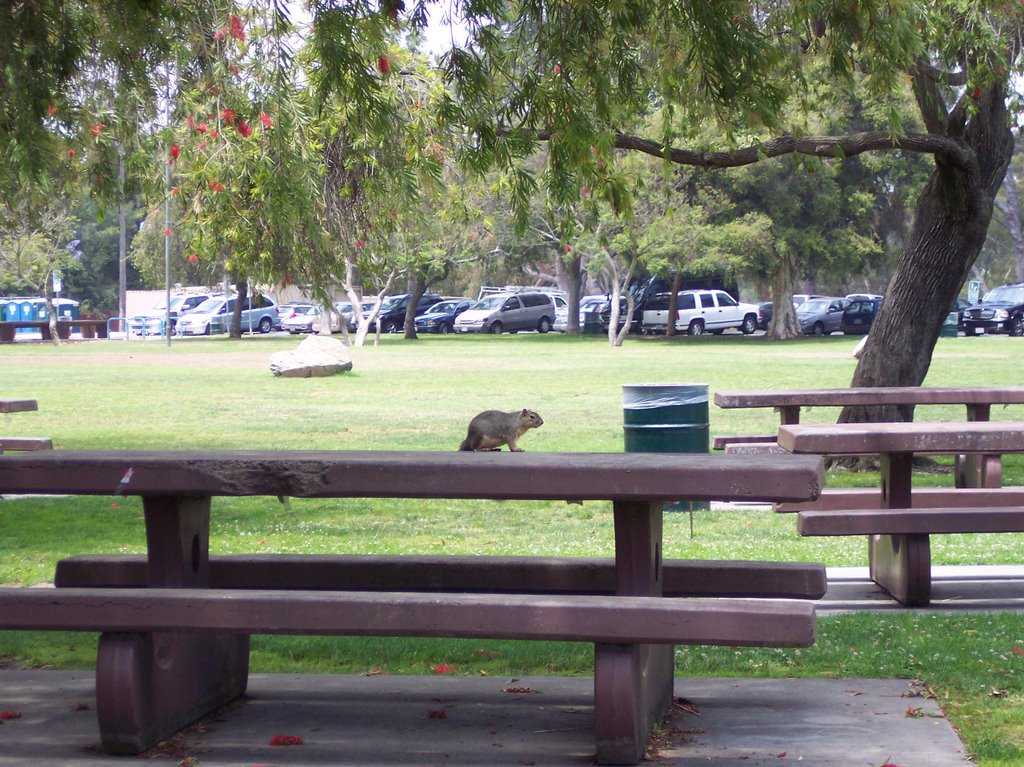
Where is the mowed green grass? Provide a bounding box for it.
[1,331,1023,765]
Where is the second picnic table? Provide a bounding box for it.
[714,386,1024,488]
[777,420,1024,606]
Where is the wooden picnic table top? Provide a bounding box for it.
[778,420,1024,456]
[715,386,1024,410]
[0,449,824,503]
[0,399,38,414]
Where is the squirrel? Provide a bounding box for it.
[459,409,544,452]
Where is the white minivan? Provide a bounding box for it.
[643,290,759,336]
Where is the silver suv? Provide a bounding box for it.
[454,292,556,334]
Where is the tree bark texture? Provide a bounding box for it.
[995,168,1024,284]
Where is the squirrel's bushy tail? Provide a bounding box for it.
[458,438,472,451]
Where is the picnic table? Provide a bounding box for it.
[778,421,1024,607]
[0,399,52,453]
[0,449,825,764]
[715,385,1024,489]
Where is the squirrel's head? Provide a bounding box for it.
[520,409,543,428]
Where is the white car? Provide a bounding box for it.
[645,290,759,336]
[282,305,342,334]
[177,294,280,336]
[128,293,212,336]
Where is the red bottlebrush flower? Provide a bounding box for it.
[188,254,198,263]
[186,115,195,130]
[66,149,75,158]
[972,86,982,100]
[169,144,180,163]
[208,180,224,193]
[196,140,207,151]
[213,26,227,41]
[354,239,366,249]
[46,104,58,116]
[432,664,455,674]
[553,64,561,74]
[237,120,253,138]
[208,130,218,138]
[229,14,246,41]
[258,112,272,129]
[221,108,236,124]
[171,186,179,196]
[377,55,391,75]
[163,228,172,236]
[90,122,105,139]
[197,122,207,133]
[564,245,572,253]
[268,735,303,746]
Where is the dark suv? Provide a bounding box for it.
[961,283,1024,336]
[358,292,444,333]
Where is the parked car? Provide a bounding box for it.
[277,303,315,323]
[652,289,759,336]
[454,292,556,334]
[796,296,850,336]
[129,293,212,336]
[953,297,970,331]
[282,304,342,334]
[840,296,883,335]
[791,293,826,308]
[358,292,444,333]
[414,298,474,334]
[961,283,1024,336]
[177,293,280,336]
[756,302,773,331]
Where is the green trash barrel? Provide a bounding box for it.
[622,383,710,512]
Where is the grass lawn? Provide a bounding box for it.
[1,330,1022,765]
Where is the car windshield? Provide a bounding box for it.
[797,299,830,313]
[430,301,457,313]
[984,286,1024,304]
[473,296,506,310]
[380,296,404,310]
[580,298,605,310]
[191,297,224,314]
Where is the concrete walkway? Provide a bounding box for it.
[0,672,970,766]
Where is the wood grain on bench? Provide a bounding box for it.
[798,507,1024,536]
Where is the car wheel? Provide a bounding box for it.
[258,316,272,334]
[741,314,757,335]
[813,322,825,336]
[203,324,211,336]
[1011,316,1024,337]
[440,322,452,335]
[537,316,551,334]
[382,319,399,333]
[489,321,503,335]
[688,320,705,336]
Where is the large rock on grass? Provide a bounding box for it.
[270,335,353,378]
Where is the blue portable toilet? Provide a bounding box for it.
[17,299,37,334]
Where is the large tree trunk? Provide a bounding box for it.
[767,246,802,339]
[405,271,426,340]
[842,92,1013,424]
[556,252,584,333]
[995,167,1024,284]
[229,279,246,338]
[665,271,683,337]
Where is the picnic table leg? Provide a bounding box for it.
[95,495,249,753]
[777,406,801,425]
[957,404,1002,488]
[594,499,672,765]
[869,452,931,607]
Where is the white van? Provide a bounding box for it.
[454,292,556,334]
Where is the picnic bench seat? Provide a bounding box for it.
[776,486,1024,512]
[797,506,1024,536]
[0,449,825,764]
[0,319,108,343]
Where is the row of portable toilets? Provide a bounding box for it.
[0,297,80,334]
